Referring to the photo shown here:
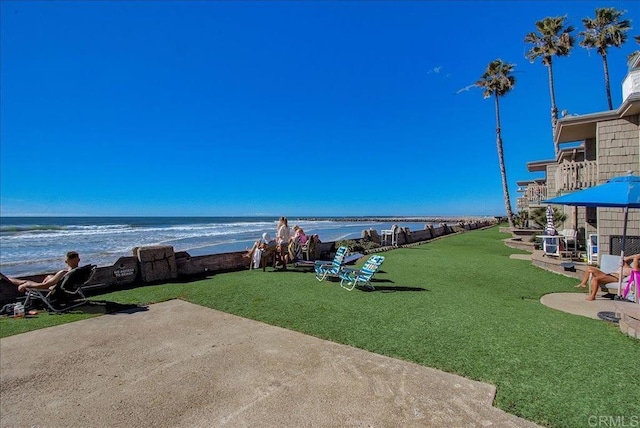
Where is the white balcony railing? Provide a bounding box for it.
[555,160,598,192]
[525,184,547,203]
[622,66,640,101]
[517,184,547,211]
[517,197,528,212]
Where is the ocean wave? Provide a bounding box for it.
[0,223,132,237]
[0,219,315,239]
[0,225,66,233]
[0,255,65,269]
[178,238,252,252]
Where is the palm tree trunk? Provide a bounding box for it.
[602,53,613,110]
[547,60,559,157]
[494,95,515,228]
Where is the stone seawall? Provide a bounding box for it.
[1,220,496,304]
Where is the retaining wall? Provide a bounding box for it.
[1,220,495,304]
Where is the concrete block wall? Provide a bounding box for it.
[91,256,139,286]
[175,251,247,276]
[136,246,178,283]
[407,228,432,242]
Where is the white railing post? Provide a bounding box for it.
[556,160,599,192]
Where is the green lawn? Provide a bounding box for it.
[2,226,639,427]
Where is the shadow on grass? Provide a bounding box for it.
[83,300,149,315]
[363,286,429,293]
[271,268,314,274]
[31,300,149,316]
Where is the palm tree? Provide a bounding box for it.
[530,206,567,229]
[579,7,631,110]
[627,35,640,62]
[476,59,516,228]
[524,16,575,157]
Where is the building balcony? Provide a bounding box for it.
[517,183,547,211]
[553,160,598,194]
[517,197,528,212]
[622,58,640,101]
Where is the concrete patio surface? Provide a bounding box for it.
[1,299,539,428]
[540,291,637,320]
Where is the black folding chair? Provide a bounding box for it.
[23,264,96,313]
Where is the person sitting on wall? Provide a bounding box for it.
[576,253,639,301]
[1,251,81,293]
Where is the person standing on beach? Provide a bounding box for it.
[2,251,81,292]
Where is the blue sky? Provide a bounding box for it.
[1,1,638,217]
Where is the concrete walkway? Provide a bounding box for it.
[541,291,637,320]
[1,300,538,428]
[509,254,532,261]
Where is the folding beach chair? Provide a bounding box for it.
[314,246,349,281]
[23,264,96,313]
[338,255,385,291]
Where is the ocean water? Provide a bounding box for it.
[0,217,438,277]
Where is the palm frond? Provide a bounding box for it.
[524,16,575,65]
[579,7,630,53]
[476,59,516,98]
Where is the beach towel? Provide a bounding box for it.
[252,248,263,269]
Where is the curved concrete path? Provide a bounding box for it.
[540,292,636,320]
[1,300,538,427]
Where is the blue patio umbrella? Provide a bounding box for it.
[545,172,640,300]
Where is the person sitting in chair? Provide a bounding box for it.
[287,225,308,262]
[244,234,276,269]
[576,253,640,301]
[292,225,307,245]
[2,251,81,293]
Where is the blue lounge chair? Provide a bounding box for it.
[338,255,385,291]
[314,246,349,281]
